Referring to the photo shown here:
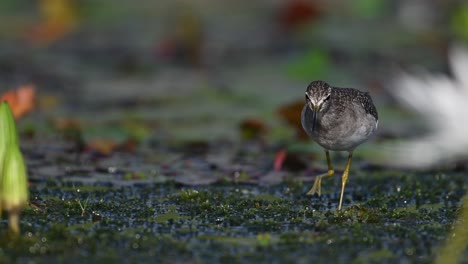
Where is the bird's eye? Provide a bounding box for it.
[324,94,331,101]
[305,93,310,101]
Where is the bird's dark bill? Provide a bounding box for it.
[312,109,318,131]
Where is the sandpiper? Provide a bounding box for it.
[301,80,378,210]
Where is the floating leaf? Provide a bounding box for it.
[286,49,330,81]
[27,0,78,44]
[239,118,267,140]
[85,138,118,156]
[452,5,468,42]
[123,172,148,180]
[277,0,321,31]
[351,0,387,19]
[0,84,36,119]
[277,100,308,140]
[256,233,272,246]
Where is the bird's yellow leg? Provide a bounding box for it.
[307,151,334,196]
[338,152,353,211]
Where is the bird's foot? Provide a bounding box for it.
[306,174,323,196]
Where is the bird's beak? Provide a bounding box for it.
[312,107,318,131]
[311,105,319,132]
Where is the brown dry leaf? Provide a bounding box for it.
[278,0,322,32]
[52,117,82,131]
[85,138,118,156]
[277,100,308,140]
[239,118,267,140]
[0,84,36,119]
[117,138,138,153]
[86,137,139,156]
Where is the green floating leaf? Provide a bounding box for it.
[452,5,468,42]
[256,233,272,246]
[286,49,330,81]
[351,0,387,19]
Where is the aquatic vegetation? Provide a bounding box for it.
[1,145,29,235]
[435,194,468,264]
[0,102,29,235]
[0,170,462,263]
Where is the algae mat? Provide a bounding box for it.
[0,171,466,263]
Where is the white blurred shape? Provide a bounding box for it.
[387,45,468,167]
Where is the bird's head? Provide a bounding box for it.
[305,80,332,131]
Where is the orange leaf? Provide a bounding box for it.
[85,138,118,156]
[85,137,138,156]
[0,84,36,119]
[27,0,78,45]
